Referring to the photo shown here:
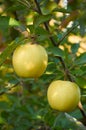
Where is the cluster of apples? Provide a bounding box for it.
[12,42,80,112]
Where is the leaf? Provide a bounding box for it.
[9,17,20,26]
[0,16,20,31]
[53,112,86,130]
[72,68,84,76]
[34,14,51,28]
[75,52,86,65]
[75,77,86,89]
[0,102,10,110]
[0,37,24,66]
[37,34,49,42]
[47,47,64,58]
[35,26,49,35]
[65,113,86,130]
[0,116,5,124]
[53,112,77,129]
[71,44,80,54]
[41,1,57,15]
[54,7,70,13]
[79,23,86,37]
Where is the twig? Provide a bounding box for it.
[58,56,74,82]
[57,24,78,46]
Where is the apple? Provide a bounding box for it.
[12,43,48,78]
[47,80,81,112]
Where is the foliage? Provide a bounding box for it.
[0,0,86,129]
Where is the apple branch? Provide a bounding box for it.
[58,56,74,82]
[57,24,78,46]
[34,0,86,122]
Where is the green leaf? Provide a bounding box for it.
[34,14,51,28]
[35,26,49,35]
[37,34,49,42]
[41,1,57,15]
[0,116,5,124]
[0,16,20,31]
[9,17,20,26]
[72,68,84,76]
[71,44,80,54]
[0,102,10,110]
[65,113,86,130]
[53,112,86,130]
[0,37,24,66]
[47,47,64,58]
[75,52,86,65]
[75,77,86,89]
[53,7,70,13]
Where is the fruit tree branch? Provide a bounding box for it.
[57,24,78,46]
[58,56,74,82]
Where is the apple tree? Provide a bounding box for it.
[0,0,86,129]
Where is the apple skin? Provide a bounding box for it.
[12,43,48,78]
[47,80,81,112]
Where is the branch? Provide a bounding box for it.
[57,24,78,46]
[58,56,74,82]
[59,10,80,29]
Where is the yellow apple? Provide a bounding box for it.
[47,80,81,112]
[12,43,48,78]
